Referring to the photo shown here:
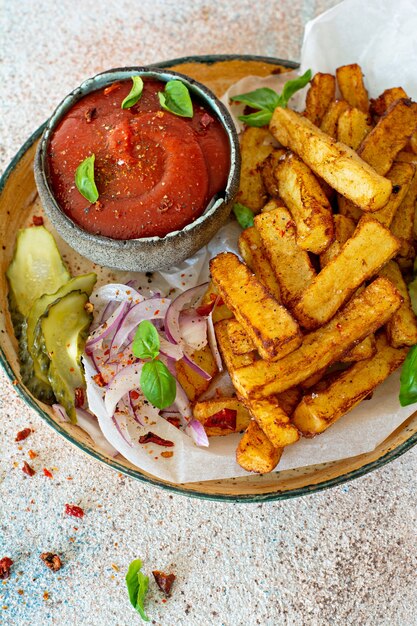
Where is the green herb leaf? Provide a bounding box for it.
[140,360,176,410]
[237,109,274,127]
[75,154,99,203]
[232,203,254,229]
[121,75,144,109]
[158,80,193,118]
[230,87,280,112]
[279,69,312,107]
[408,276,417,315]
[399,344,417,406]
[126,559,150,622]
[132,320,160,360]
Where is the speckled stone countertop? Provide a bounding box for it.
[1,1,416,625]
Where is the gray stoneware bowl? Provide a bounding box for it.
[34,67,240,272]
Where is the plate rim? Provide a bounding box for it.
[1,53,416,503]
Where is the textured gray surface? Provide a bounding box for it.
[0,1,416,625]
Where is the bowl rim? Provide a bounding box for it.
[2,54,416,502]
[34,66,240,250]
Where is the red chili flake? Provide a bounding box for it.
[103,82,121,95]
[336,323,343,331]
[166,416,181,429]
[130,390,140,400]
[32,215,44,226]
[74,387,85,408]
[22,461,35,477]
[64,504,84,518]
[43,468,53,478]
[154,309,160,316]
[200,112,214,129]
[15,428,32,442]
[40,553,62,572]
[28,450,37,460]
[0,558,13,580]
[139,432,174,447]
[196,301,215,316]
[152,570,176,595]
[205,408,237,431]
[93,373,106,387]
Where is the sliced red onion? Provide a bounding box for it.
[159,334,184,361]
[52,403,118,457]
[173,380,193,423]
[164,282,209,345]
[91,283,143,312]
[182,353,212,381]
[86,301,128,353]
[179,309,208,350]
[207,309,223,372]
[185,418,209,447]
[104,363,143,417]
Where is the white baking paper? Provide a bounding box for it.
[90,0,417,482]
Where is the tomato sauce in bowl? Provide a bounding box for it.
[47,79,230,239]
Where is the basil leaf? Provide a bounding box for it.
[158,80,193,118]
[140,360,176,410]
[126,559,150,622]
[132,320,160,360]
[400,344,417,406]
[232,203,254,229]
[121,75,144,109]
[230,87,280,112]
[279,68,312,107]
[75,154,99,203]
[237,109,273,127]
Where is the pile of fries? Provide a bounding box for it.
[184,64,417,473]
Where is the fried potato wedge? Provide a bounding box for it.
[175,345,218,402]
[193,397,251,437]
[358,99,417,175]
[275,387,302,416]
[390,168,417,258]
[231,277,402,398]
[320,100,350,138]
[238,226,281,301]
[270,107,392,211]
[259,149,286,198]
[210,252,302,361]
[320,214,356,267]
[341,333,376,363]
[305,72,336,126]
[237,127,275,212]
[292,333,408,436]
[370,87,408,117]
[275,152,334,254]
[227,319,255,355]
[215,319,257,372]
[200,281,233,323]
[254,205,316,309]
[236,420,282,474]
[379,261,417,347]
[293,217,400,330]
[337,106,372,150]
[336,64,369,112]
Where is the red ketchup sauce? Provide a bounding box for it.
[47,79,231,239]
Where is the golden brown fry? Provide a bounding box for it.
[358,99,417,175]
[270,107,392,211]
[200,281,233,323]
[275,387,302,416]
[370,87,408,117]
[292,333,408,436]
[259,149,285,198]
[215,319,257,372]
[320,100,350,138]
[210,253,302,361]
[237,127,275,212]
[320,214,356,267]
[379,261,417,347]
[236,420,282,474]
[294,217,400,330]
[341,334,376,363]
[275,152,334,254]
[337,107,372,149]
[175,345,218,402]
[227,319,255,355]
[193,397,251,437]
[390,169,417,258]
[254,205,316,309]
[336,64,369,112]
[304,72,336,126]
[231,278,402,399]
[238,226,281,301]
[395,150,417,165]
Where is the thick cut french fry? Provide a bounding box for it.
[357,99,417,175]
[341,333,376,363]
[193,397,251,437]
[336,64,369,112]
[200,281,233,323]
[379,261,417,347]
[231,278,402,399]
[215,319,257,372]
[293,217,400,330]
[254,206,316,309]
[175,345,218,401]
[275,152,334,254]
[304,73,336,126]
[238,226,281,301]
[237,127,275,212]
[275,387,302,416]
[337,107,372,149]
[320,100,350,138]
[390,169,417,258]
[292,334,408,436]
[270,107,392,211]
[370,87,408,117]
[227,318,255,355]
[259,149,286,198]
[210,253,302,361]
[236,420,282,474]
[320,214,356,267]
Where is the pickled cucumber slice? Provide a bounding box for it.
[39,290,93,422]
